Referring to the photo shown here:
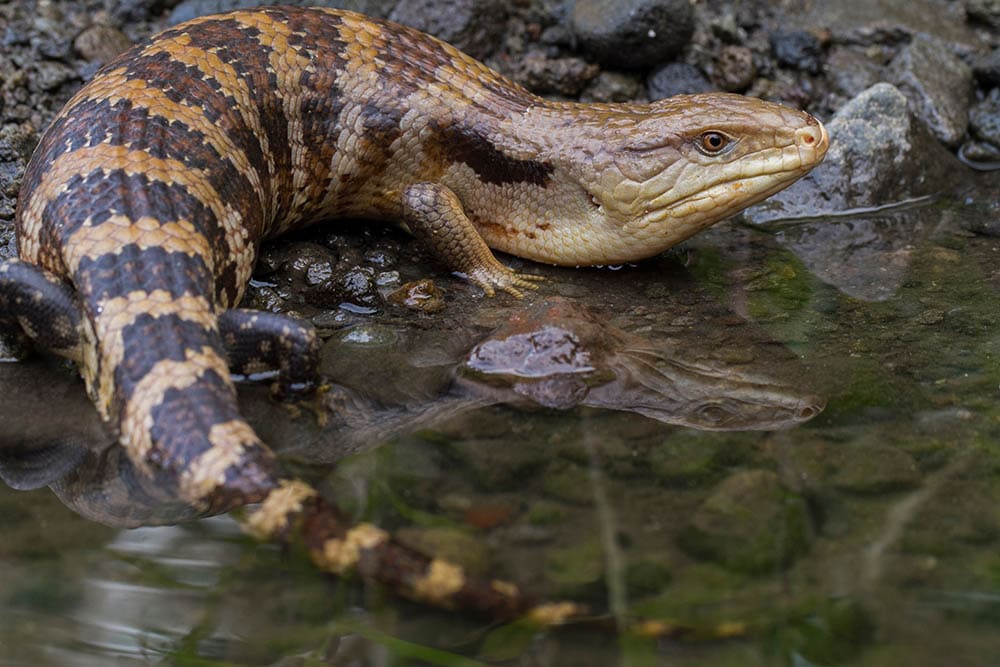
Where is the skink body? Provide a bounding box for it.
[0,6,828,619]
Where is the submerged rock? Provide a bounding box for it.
[678,469,813,573]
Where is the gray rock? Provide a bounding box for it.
[745,83,966,224]
[111,0,173,23]
[973,48,1000,86]
[508,50,599,97]
[579,71,643,103]
[646,62,713,100]
[677,469,813,573]
[825,47,886,99]
[169,0,397,25]
[31,61,76,93]
[969,89,1000,147]
[389,0,508,60]
[711,45,755,92]
[888,35,973,148]
[965,0,1000,31]
[73,24,133,66]
[0,125,33,225]
[744,84,976,301]
[779,0,985,54]
[571,0,694,70]
[770,30,824,74]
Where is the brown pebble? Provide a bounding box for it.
[74,24,132,65]
[387,279,445,312]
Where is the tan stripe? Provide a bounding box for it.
[63,215,213,274]
[178,419,261,501]
[231,12,311,223]
[490,579,520,600]
[22,143,254,288]
[242,479,317,540]
[68,68,260,200]
[120,345,231,464]
[410,559,466,605]
[316,523,390,574]
[526,602,586,626]
[97,296,216,424]
[139,35,275,200]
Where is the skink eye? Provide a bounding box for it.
[697,131,731,155]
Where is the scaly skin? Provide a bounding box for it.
[0,6,828,623]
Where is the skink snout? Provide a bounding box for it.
[795,119,829,162]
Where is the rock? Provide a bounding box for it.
[446,438,550,490]
[571,0,694,70]
[825,47,885,99]
[31,61,76,93]
[508,50,599,97]
[110,0,173,23]
[965,0,1000,30]
[781,0,983,54]
[545,539,604,596]
[711,45,755,92]
[787,424,950,498]
[389,0,507,60]
[579,71,643,103]
[0,125,33,225]
[903,479,1000,552]
[646,62,713,100]
[338,265,375,301]
[772,211,937,302]
[888,35,973,148]
[770,30,823,74]
[169,0,397,25]
[541,463,593,505]
[73,24,133,66]
[386,279,445,313]
[625,559,672,596]
[973,48,1000,86]
[745,83,966,225]
[648,432,726,486]
[830,445,921,493]
[678,469,813,573]
[968,89,1000,148]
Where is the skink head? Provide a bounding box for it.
[606,93,828,250]
[523,93,828,264]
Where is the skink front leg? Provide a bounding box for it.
[402,183,544,298]
[0,258,82,361]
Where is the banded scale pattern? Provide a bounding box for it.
[1,6,828,622]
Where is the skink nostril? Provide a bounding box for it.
[796,124,829,153]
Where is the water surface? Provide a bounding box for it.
[1,176,999,666]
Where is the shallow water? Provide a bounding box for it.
[1,174,999,666]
